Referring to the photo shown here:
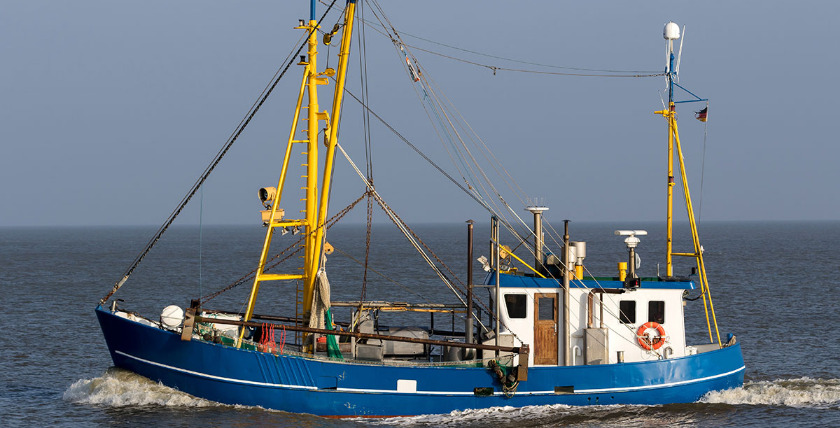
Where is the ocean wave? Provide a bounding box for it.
[702,377,840,408]
[63,368,216,408]
[369,404,604,427]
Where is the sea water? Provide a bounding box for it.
[2,221,839,427]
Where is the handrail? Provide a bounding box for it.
[193,315,529,356]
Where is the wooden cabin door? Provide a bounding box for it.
[534,293,558,365]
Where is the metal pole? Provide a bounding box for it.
[666,50,676,277]
[466,220,474,351]
[492,216,501,354]
[563,220,571,366]
[525,206,548,274]
[533,210,543,273]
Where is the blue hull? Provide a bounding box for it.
[96,307,744,417]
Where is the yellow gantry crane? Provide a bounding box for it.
[239,1,358,348]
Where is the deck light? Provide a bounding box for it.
[259,187,276,209]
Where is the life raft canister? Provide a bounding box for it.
[636,321,667,350]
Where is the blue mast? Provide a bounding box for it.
[668,51,675,107]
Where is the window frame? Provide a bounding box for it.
[504,293,528,319]
[648,300,665,324]
[619,300,636,324]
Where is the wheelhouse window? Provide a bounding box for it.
[619,300,636,324]
[648,301,665,324]
[504,294,527,319]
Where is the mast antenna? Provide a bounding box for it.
[676,25,685,79]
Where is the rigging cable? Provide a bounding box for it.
[322,0,662,77]
[403,44,666,78]
[394,27,659,74]
[366,1,553,236]
[338,141,468,308]
[357,2,673,352]
[337,141,492,334]
[337,82,511,329]
[340,85,490,212]
[334,9,542,275]
[365,5,511,219]
[375,15,546,263]
[199,184,204,298]
[324,2,645,347]
[100,0,341,305]
[361,6,638,350]
[357,0,375,315]
[698,100,709,221]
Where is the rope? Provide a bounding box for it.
[99,0,341,305]
[359,193,373,318]
[357,0,375,319]
[260,323,277,353]
[403,43,667,78]
[279,325,286,355]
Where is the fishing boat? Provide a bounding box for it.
[96,1,744,417]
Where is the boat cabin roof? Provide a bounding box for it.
[488,272,696,290]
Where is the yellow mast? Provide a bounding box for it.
[239,1,357,347]
[656,22,721,346]
[309,0,357,310]
[302,15,323,324]
[665,102,675,278]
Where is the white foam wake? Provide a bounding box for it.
[702,377,840,408]
[63,368,216,408]
[370,404,584,427]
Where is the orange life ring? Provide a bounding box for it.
[636,322,667,350]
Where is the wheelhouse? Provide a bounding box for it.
[488,273,696,366]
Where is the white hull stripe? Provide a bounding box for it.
[115,350,744,397]
[572,365,746,394]
[115,350,316,391]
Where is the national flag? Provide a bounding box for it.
[695,107,708,122]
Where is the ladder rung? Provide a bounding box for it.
[256,273,304,281]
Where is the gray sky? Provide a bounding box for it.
[2,1,838,227]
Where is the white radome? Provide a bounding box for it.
[664,22,681,40]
